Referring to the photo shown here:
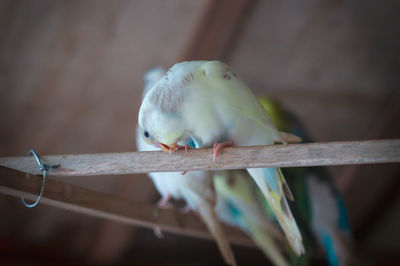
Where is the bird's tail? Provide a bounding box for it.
[248,167,305,255]
[318,228,352,266]
[307,175,352,266]
[197,200,237,266]
[244,216,290,266]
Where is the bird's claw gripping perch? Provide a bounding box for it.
[213,141,234,163]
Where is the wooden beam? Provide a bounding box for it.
[0,139,399,177]
[0,167,254,247]
[180,0,257,61]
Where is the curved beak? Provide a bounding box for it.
[153,142,177,153]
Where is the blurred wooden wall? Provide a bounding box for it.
[1,0,400,264]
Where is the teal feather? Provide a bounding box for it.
[265,168,280,194]
[226,200,241,218]
[336,194,351,234]
[322,233,339,266]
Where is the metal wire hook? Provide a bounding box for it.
[21,149,59,208]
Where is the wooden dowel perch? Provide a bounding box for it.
[0,139,399,177]
[0,167,256,247]
[0,139,398,250]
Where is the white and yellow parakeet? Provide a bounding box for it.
[138,61,304,255]
[136,67,236,266]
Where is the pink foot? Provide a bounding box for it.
[157,195,174,209]
[175,144,190,153]
[213,141,234,163]
[176,144,190,174]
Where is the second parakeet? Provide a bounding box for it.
[259,97,352,266]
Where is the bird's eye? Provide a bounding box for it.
[144,130,150,138]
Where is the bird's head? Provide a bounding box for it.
[138,85,186,152]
